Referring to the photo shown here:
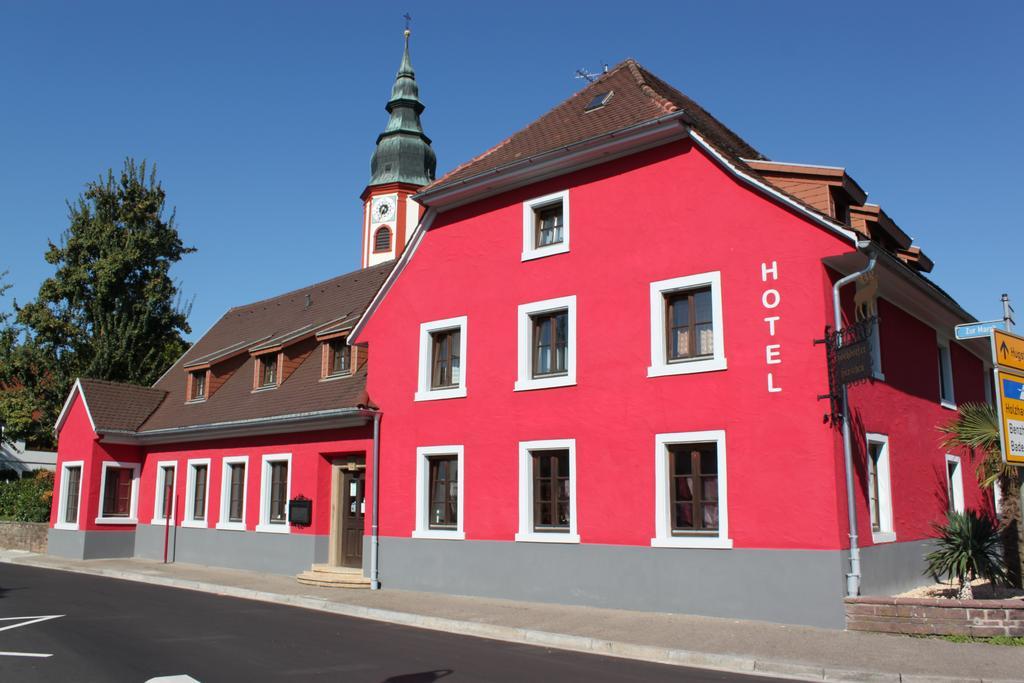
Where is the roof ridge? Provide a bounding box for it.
[80,377,165,393]
[623,59,679,114]
[225,261,393,315]
[425,60,638,191]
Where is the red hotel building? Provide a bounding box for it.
[49,40,995,627]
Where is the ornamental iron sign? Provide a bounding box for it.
[819,316,877,425]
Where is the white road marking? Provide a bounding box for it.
[0,614,64,658]
[146,676,201,682]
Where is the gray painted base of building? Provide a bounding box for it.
[48,528,136,560]
[373,537,940,629]
[134,524,328,576]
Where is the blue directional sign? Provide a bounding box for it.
[1004,377,1024,401]
[954,319,1006,340]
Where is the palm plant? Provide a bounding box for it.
[939,402,1022,587]
[925,510,1008,599]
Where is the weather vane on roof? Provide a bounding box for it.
[403,12,412,32]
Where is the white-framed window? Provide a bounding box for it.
[515,296,577,392]
[95,461,141,525]
[648,272,726,377]
[151,461,178,525]
[521,190,569,261]
[54,460,84,531]
[256,453,291,533]
[413,445,465,540]
[183,458,211,528]
[516,439,579,543]
[937,338,956,408]
[652,430,731,549]
[945,454,964,514]
[866,433,895,543]
[415,316,468,402]
[216,455,249,531]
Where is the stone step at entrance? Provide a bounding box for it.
[296,564,371,589]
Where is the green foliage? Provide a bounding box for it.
[925,510,1008,598]
[0,470,54,522]
[0,159,194,448]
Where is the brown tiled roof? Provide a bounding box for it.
[74,263,391,437]
[78,378,166,432]
[137,262,392,433]
[423,59,764,193]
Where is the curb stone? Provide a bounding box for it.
[0,553,1017,683]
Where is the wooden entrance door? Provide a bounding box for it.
[340,469,365,568]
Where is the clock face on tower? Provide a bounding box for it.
[371,196,397,223]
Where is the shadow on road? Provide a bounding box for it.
[383,669,453,682]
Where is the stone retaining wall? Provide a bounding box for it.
[0,521,48,553]
[846,595,1024,637]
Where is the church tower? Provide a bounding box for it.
[361,29,436,268]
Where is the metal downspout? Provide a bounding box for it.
[832,243,877,598]
[370,411,382,590]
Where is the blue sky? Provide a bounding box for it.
[1,1,1021,340]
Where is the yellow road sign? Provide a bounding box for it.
[996,369,1024,465]
[993,329,1024,374]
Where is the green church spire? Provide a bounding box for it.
[368,29,436,187]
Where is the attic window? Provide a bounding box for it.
[584,91,613,112]
[189,370,207,401]
[256,353,278,389]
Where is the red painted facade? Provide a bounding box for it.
[357,139,992,552]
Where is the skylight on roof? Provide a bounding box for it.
[584,91,613,112]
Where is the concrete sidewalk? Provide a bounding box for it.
[2,550,1021,682]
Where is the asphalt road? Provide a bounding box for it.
[0,563,782,682]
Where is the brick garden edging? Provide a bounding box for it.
[846,595,1024,637]
[0,521,48,553]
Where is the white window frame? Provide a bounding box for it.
[521,190,570,261]
[866,433,895,543]
[516,439,579,543]
[95,461,141,525]
[648,271,727,377]
[54,460,84,531]
[256,453,291,533]
[182,458,212,529]
[937,338,956,409]
[413,445,465,540]
[945,454,965,514]
[216,455,249,531]
[415,316,468,402]
[515,296,577,392]
[994,478,1003,517]
[151,460,178,526]
[651,430,732,549]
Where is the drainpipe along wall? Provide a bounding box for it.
[832,242,877,597]
[370,411,382,590]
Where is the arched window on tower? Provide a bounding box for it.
[374,226,392,253]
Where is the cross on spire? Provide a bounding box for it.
[403,12,412,33]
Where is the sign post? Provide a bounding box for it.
[992,328,1024,466]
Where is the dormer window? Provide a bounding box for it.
[326,339,351,377]
[522,190,570,261]
[256,353,278,389]
[189,370,207,401]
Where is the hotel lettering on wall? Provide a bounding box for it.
[761,261,782,393]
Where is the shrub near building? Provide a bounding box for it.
[0,470,54,522]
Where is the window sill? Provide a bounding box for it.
[940,400,958,411]
[150,518,177,527]
[514,375,575,392]
[185,397,206,404]
[255,523,291,534]
[180,519,208,529]
[412,529,466,540]
[251,385,277,394]
[648,356,727,378]
[215,521,247,531]
[94,517,138,526]
[320,372,353,383]
[53,522,79,531]
[515,532,580,544]
[871,531,897,544]
[650,536,733,549]
[415,386,467,402]
[521,242,569,262]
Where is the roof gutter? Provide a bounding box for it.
[98,407,375,445]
